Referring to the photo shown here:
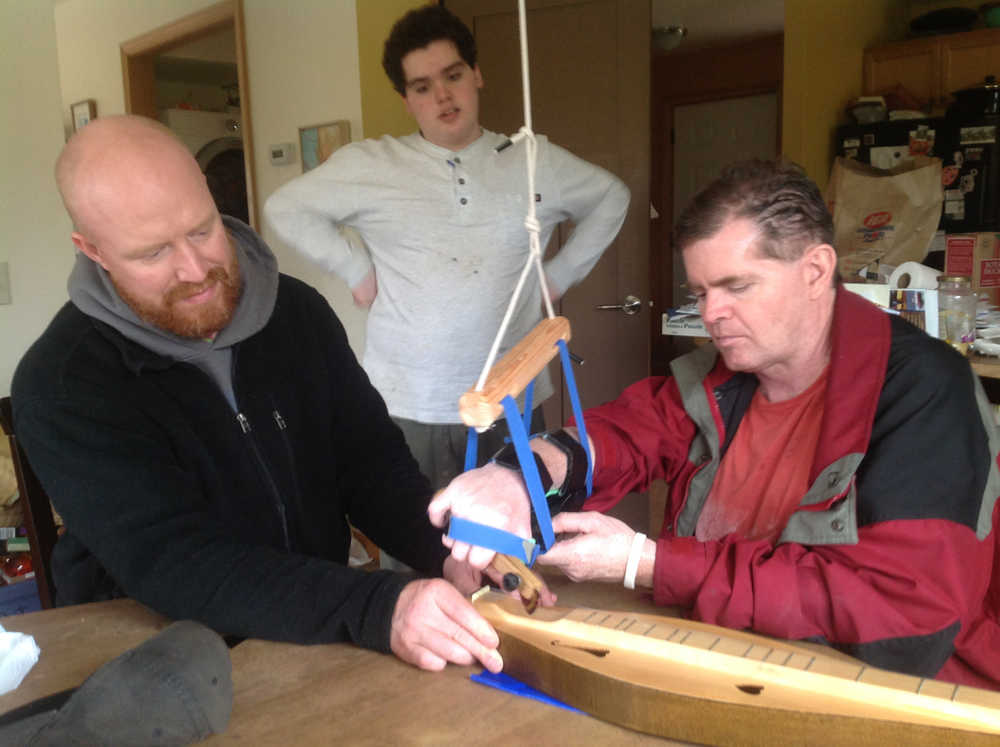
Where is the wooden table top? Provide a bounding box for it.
[0,578,684,744]
[0,598,169,712]
[207,574,677,745]
[0,574,860,745]
[970,352,1000,379]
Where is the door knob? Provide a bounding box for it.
[595,295,641,315]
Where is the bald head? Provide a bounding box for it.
[56,115,240,339]
[55,115,206,241]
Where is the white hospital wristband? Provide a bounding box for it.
[623,532,646,590]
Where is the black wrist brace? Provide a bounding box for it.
[491,442,554,545]
[489,429,589,546]
[540,428,589,512]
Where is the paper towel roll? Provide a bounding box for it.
[889,262,942,290]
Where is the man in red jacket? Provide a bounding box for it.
[430,159,1000,689]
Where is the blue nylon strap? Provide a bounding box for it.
[450,337,590,561]
[463,426,479,472]
[501,395,556,550]
[557,339,593,495]
[448,516,539,565]
[522,380,534,434]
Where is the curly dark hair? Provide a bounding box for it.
[382,4,477,95]
[674,159,834,264]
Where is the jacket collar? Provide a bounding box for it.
[811,284,890,480]
[674,284,890,482]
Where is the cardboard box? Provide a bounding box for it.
[945,232,1000,305]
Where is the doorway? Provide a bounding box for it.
[120,0,258,229]
[671,93,780,307]
[650,35,783,374]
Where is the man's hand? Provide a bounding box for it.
[442,555,483,596]
[536,512,642,584]
[351,269,377,309]
[390,578,502,673]
[428,463,532,571]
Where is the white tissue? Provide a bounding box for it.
[0,623,40,696]
[889,262,942,290]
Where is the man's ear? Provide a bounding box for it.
[802,243,838,298]
[71,231,109,271]
[474,64,484,89]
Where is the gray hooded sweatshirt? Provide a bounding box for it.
[67,216,279,410]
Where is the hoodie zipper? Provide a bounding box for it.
[236,411,291,550]
[231,341,292,552]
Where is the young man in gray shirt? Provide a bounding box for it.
[266,4,629,494]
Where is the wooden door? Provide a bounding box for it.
[670,94,780,306]
[448,0,650,425]
[120,0,259,229]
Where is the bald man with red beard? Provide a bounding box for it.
[11,114,503,674]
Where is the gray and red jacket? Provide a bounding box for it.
[581,286,1000,688]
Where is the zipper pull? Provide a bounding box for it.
[236,412,251,434]
[273,410,286,430]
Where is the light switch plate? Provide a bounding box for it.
[0,262,10,305]
[269,142,295,165]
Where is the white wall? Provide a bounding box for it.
[242,0,368,353]
[0,0,369,398]
[0,0,75,397]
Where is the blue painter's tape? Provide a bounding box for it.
[470,670,582,713]
[448,516,538,565]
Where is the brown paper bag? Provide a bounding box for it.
[825,156,943,280]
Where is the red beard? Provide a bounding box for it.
[115,254,243,339]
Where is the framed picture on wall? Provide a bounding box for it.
[71,99,97,132]
[299,120,351,172]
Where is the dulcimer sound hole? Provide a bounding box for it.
[551,640,610,658]
[737,684,764,695]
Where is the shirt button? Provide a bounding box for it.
[831,519,845,532]
[454,157,461,164]
[458,178,466,185]
[460,197,468,205]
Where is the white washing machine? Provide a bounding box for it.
[159,108,242,162]
[159,108,248,223]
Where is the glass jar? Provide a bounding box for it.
[938,275,977,355]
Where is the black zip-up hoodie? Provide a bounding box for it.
[12,217,446,652]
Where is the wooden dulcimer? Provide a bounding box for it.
[472,590,1000,746]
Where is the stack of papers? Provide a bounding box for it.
[661,304,707,337]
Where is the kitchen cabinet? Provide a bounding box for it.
[864,28,1000,108]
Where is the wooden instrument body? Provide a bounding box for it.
[472,591,1000,746]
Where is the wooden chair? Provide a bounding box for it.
[0,397,58,609]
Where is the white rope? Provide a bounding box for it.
[474,0,555,393]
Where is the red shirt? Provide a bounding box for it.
[696,367,829,544]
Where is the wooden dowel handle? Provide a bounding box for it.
[459,316,571,429]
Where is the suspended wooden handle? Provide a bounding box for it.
[472,591,1000,745]
[459,316,571,429]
